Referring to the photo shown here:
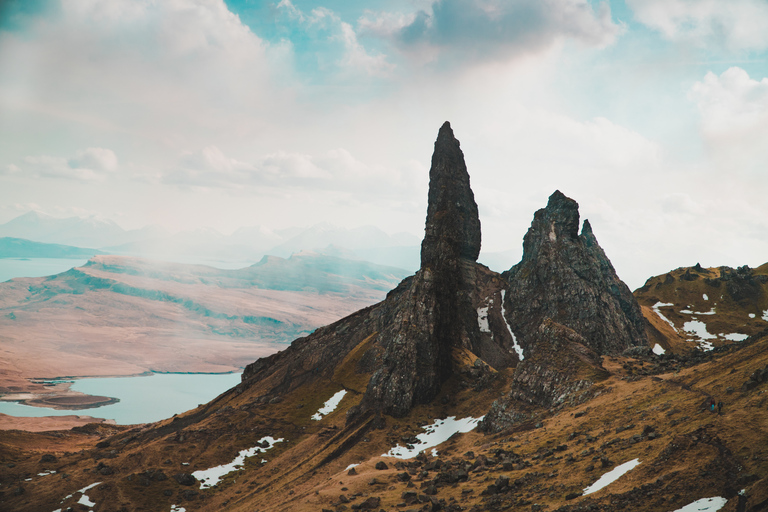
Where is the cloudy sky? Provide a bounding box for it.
[1,0,767,288]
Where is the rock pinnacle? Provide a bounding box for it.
[421,121,481,268]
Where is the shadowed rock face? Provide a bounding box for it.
[502,190,647,357]
[421,121,481,268]
[360,122,485,416]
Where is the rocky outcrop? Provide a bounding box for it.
[480,191,646,432]
[242,132,641,428]
[359,122,485,416]
[243,122,507,419]
[480,319,609,431]
[502,190,647,356]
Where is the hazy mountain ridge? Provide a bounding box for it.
[0,237,106,259]
[0,213,423,271]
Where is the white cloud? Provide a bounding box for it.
[163,145,422,198]
[359,0,620,65]
[12,147,119,181]
[0,0,282,148]
[68,147,118,173]
[277,0,393,77]
[689,67,768,172]
[627,0,768,50]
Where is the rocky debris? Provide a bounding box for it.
[713,265,768,303]
[503,191,647,356]
[173,473,196,486]
[743,364,768,391]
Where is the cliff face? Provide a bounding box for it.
[502,190,647,357]
[360,122,485,416]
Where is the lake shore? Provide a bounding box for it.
[0,412,114,431]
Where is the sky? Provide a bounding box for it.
[1,0,767,289]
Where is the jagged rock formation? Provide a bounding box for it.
[502,190,647,356]
[482,191,647,431]
[243,122,514,419]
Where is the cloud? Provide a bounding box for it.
[0,0,283,147]
[68,147,118,173]
[359,0,620,65]
[163,145,422,197]
[276,0,393,77]
[626,0,768,51]
[12,148,119,181]
[689,67,768,172]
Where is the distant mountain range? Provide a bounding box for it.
[0,212,424,270]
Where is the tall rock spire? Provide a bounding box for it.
[421,121,481,268]
[359,122,485,417]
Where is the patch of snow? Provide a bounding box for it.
[38,470,56,476]
[170,506,186,512]
[477,306,490,333]
[181,462,190,466]
[77,494,96,508]
[683,320,716,351]
[763,309,768,321]
[652,302,677,332]
[192,436,283,489]
[344,463,359,471]
[703,294,708,301]
[24,478,32,481]
[500,290,524,361]
[671,496,727,512]
[652,344,666,355]
[723,333,749,342]
[76,482,101,494]
[312,389,347,420]
[583,458,640,495]
[431,448,439,457]
[680,308,716,315]
[383,416,484,459]
[749,313,756,318]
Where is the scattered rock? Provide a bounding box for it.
[173,473,197,486]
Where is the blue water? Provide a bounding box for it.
[0,258,89,282]
[0,372,242,424]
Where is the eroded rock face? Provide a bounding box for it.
[480,319,609,432]
[502,190,647,356]
[421,121,481,268]
[480,191,647,432]
[360,122,485,416]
